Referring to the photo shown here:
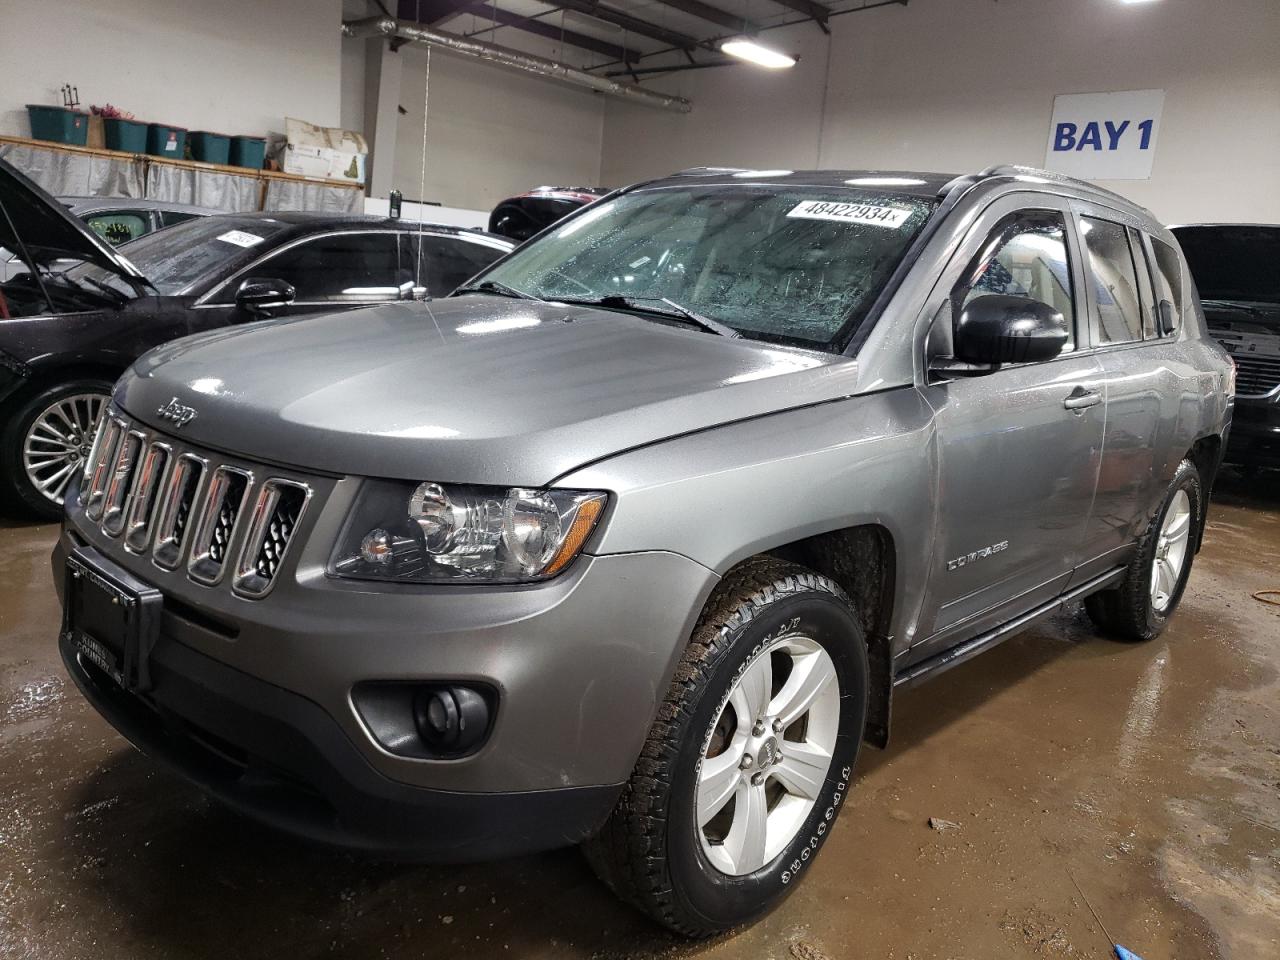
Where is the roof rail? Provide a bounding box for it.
[671,166,749,176]
[976,164,1154,216]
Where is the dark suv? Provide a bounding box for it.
[1173,224,1279,468]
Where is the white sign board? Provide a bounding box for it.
[1045,89,1165,181]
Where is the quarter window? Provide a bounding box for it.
[84,211,150,246]
[1127,227,1158,339]
[957,210,1075,350]
[1149,238,1183,333]
[1081,217,1143,344]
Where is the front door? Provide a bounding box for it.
[912,197,1106,659]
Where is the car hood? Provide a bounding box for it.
[1172,225,1280,323]
[0,158,147,283]
[116,297,859,485]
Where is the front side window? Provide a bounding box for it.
[955,210,1075,350]
[1081,217,1143,345]
[473,185,936,350]
[254,232,410,302]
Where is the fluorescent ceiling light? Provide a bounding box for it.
[720,38,796,69]
[845,176,927,187]
[1119,0,1161,4]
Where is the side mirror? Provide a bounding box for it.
[954,294,1068,366]
[235,277,296,316]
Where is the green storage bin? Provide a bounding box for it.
[189,130,231,165]
[146,123,186,158]
[229,135,267,170]
[102,117,148,153]
[26,105,89,146]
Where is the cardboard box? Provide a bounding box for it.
[280,143,366,184]
[273,117,368,184]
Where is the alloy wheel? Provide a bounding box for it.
[1151,488,1192,613]
[696,633,839,876]
[22,393,107,506]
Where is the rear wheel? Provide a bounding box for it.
[1085,459,1202,642]
[1,380,110,519]
[584,558,868,936]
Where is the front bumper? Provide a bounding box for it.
[56,471,718,857]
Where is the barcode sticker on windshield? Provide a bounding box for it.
[217,230,265,248]
[786,201,911,229]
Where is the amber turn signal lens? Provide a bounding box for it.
[543,495,606,576]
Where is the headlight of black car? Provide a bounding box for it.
[330,480,607,584]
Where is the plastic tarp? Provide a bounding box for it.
[0,140,362,214]
[145,163,259,211]
[264,178,363,214]
[0,142,143,198]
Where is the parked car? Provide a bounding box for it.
[54,165,1230,936]
[0,158,514,516]
[488,186,607,241]
[1,196,218,281]
[1171,224,1278,469]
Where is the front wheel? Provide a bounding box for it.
[1085,458,1203,642]
[584,558,868,936]
[1,380,111,519]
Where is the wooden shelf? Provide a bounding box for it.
[0,134,362,192]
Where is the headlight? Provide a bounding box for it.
[330,480,607,584]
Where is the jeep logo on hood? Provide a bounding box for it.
[156,396,198,428]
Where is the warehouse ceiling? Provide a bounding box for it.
[393,0,908,75]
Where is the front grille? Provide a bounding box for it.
[188,467,251,584]
[78,412,313,599]
[1213,328,1280,398]
[234,481,310,598]
[1231,353,1280,397]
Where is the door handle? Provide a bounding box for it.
[1063,388,1102,413]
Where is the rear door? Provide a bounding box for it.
[1072,205,1181,580]
[912,193,1106,658]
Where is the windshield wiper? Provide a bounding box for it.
[559,294,740,338]
[455,279,540,301]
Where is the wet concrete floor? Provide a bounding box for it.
[1,471,1277,960]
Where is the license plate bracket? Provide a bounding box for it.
[63,546,163,692]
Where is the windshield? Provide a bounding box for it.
[472,184,935,350]
[1173,225,1280,305]
[67,216,289,296]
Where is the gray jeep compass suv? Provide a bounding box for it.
[53,165,1232,936]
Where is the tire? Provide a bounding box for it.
[583,557,869,937]
[1084,458,1203,642]
[0,379,111,520]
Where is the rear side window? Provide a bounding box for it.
[1127,227,1158,339]
[1081,217,1143,345]
[957,210,1076,349]
[412,234,509,296]
[84,211,149,246]
[160,210,202,228]
[1149,238,1183,332]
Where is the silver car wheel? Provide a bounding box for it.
[696,633,839,876]
[1150,488,1192,613]
[22,392,106,505]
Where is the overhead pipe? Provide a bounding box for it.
[343,16,693,114]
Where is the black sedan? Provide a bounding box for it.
[0,159,514,517]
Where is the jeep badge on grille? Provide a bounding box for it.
[156,397,198,428]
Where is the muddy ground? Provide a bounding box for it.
[1,470,1276,960]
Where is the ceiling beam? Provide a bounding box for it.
[550,0,706,51]
[399,0,642,62]
[766,0,831,31]
[647,0,762,35]
[457,2,644,61]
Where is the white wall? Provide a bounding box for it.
[0,0,343,140]
[386,39,607,212]
[601,0,1280,224]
